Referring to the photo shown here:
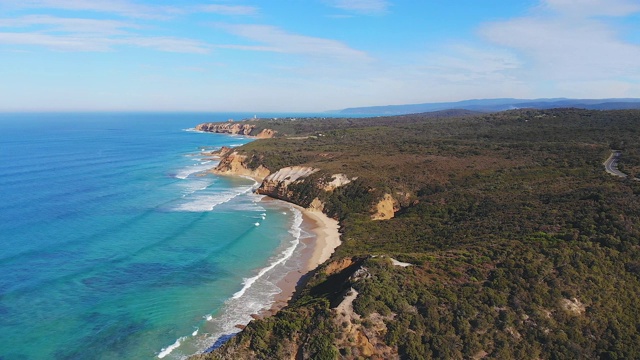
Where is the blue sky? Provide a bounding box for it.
[0,0,639,112]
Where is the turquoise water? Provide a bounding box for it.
[0,113,311,359]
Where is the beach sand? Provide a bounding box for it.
[259,203,341,318]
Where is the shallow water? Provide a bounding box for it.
[0,113,311,359]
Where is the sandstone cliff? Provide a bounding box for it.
[256,166,320,201]
[212,151,395,219]
[319,173,352,191]
[210,151,271,180]
[371,193,399,220]
[195,122,276,138]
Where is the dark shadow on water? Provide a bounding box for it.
[203,333,237,353]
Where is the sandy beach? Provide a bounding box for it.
[259,202,341,317]
[300,207,341,271]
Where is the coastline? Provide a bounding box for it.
[258,200,341,318]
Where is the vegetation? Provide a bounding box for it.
[194,109,640,359]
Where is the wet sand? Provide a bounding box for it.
[259,204,341,318]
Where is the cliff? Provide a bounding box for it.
[370,193,399,220]
[212,150,396,219]
[210,151,271,180]
[256,166,320,201]
[195,122,276,138]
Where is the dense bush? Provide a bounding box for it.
[199,109,640,359]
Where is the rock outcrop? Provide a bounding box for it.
[203,146,233,158]
[195,122,276,138]
[307,197,325,212]
[255,128,276,138]
[256,166,320,201]
[211,151,271,180]
[371,193,399,220]
[210,149,353,214]
[320,173,352,191]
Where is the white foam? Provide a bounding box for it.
[157,336,186,358]
[231,206,303,300]
[239,175,259,187]
[254,222,260,226]
[178,178,213,196]
[192,328,199,337]
[226,203,267,212]
[190,206,307,356]
[172,186,253,212]
[175,162,219,180]
[252,194,266,202]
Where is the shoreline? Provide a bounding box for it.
[258,200,341,318]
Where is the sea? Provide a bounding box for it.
[0,112,324,360]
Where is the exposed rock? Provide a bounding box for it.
[371,193,399,220]
[256,166,320,200]
[205,146,233,158]
[324,258,355,276]
[307,197,325,212]
[389,258,413,267]
[255,128,276,138]
[472,350,489,360]
[506,326,522,340]
[211,152,271,180]
[321,173,352,191]
[334,287,397,359]
[561,298,586,316]
[350,266,371,282]
[195,122,276,138]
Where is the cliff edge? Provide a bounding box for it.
[196,122,276,138]
[209,151,271,180]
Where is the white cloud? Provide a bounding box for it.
[325,0,390,15]
[198,4,258,16]
[0,0,174,19]
[0,10,212,53]
[542,0,640,17]
[480,6,640,82]
[0,0,260,18]
[216,24,372,62]
[425,45,522,83]
[0,31,210,53]
[118,36,210,53]
[0,15,138,35]
[0,32,111,51]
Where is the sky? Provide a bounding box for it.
[0,0,639,112]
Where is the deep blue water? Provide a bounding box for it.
[0,113,313,359]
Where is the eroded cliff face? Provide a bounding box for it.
[195,122,276,138]
[255,128,276,138]
[320,173,352,191]
[256,166,320,201]
[210,151,271,180]
[212,151,396,219]
[371,193,399,220]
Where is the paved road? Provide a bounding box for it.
[603,150,628,178]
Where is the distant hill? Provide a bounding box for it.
[339,98,640,115]
[405,108,484,118]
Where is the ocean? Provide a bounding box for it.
[0,113,313,359]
